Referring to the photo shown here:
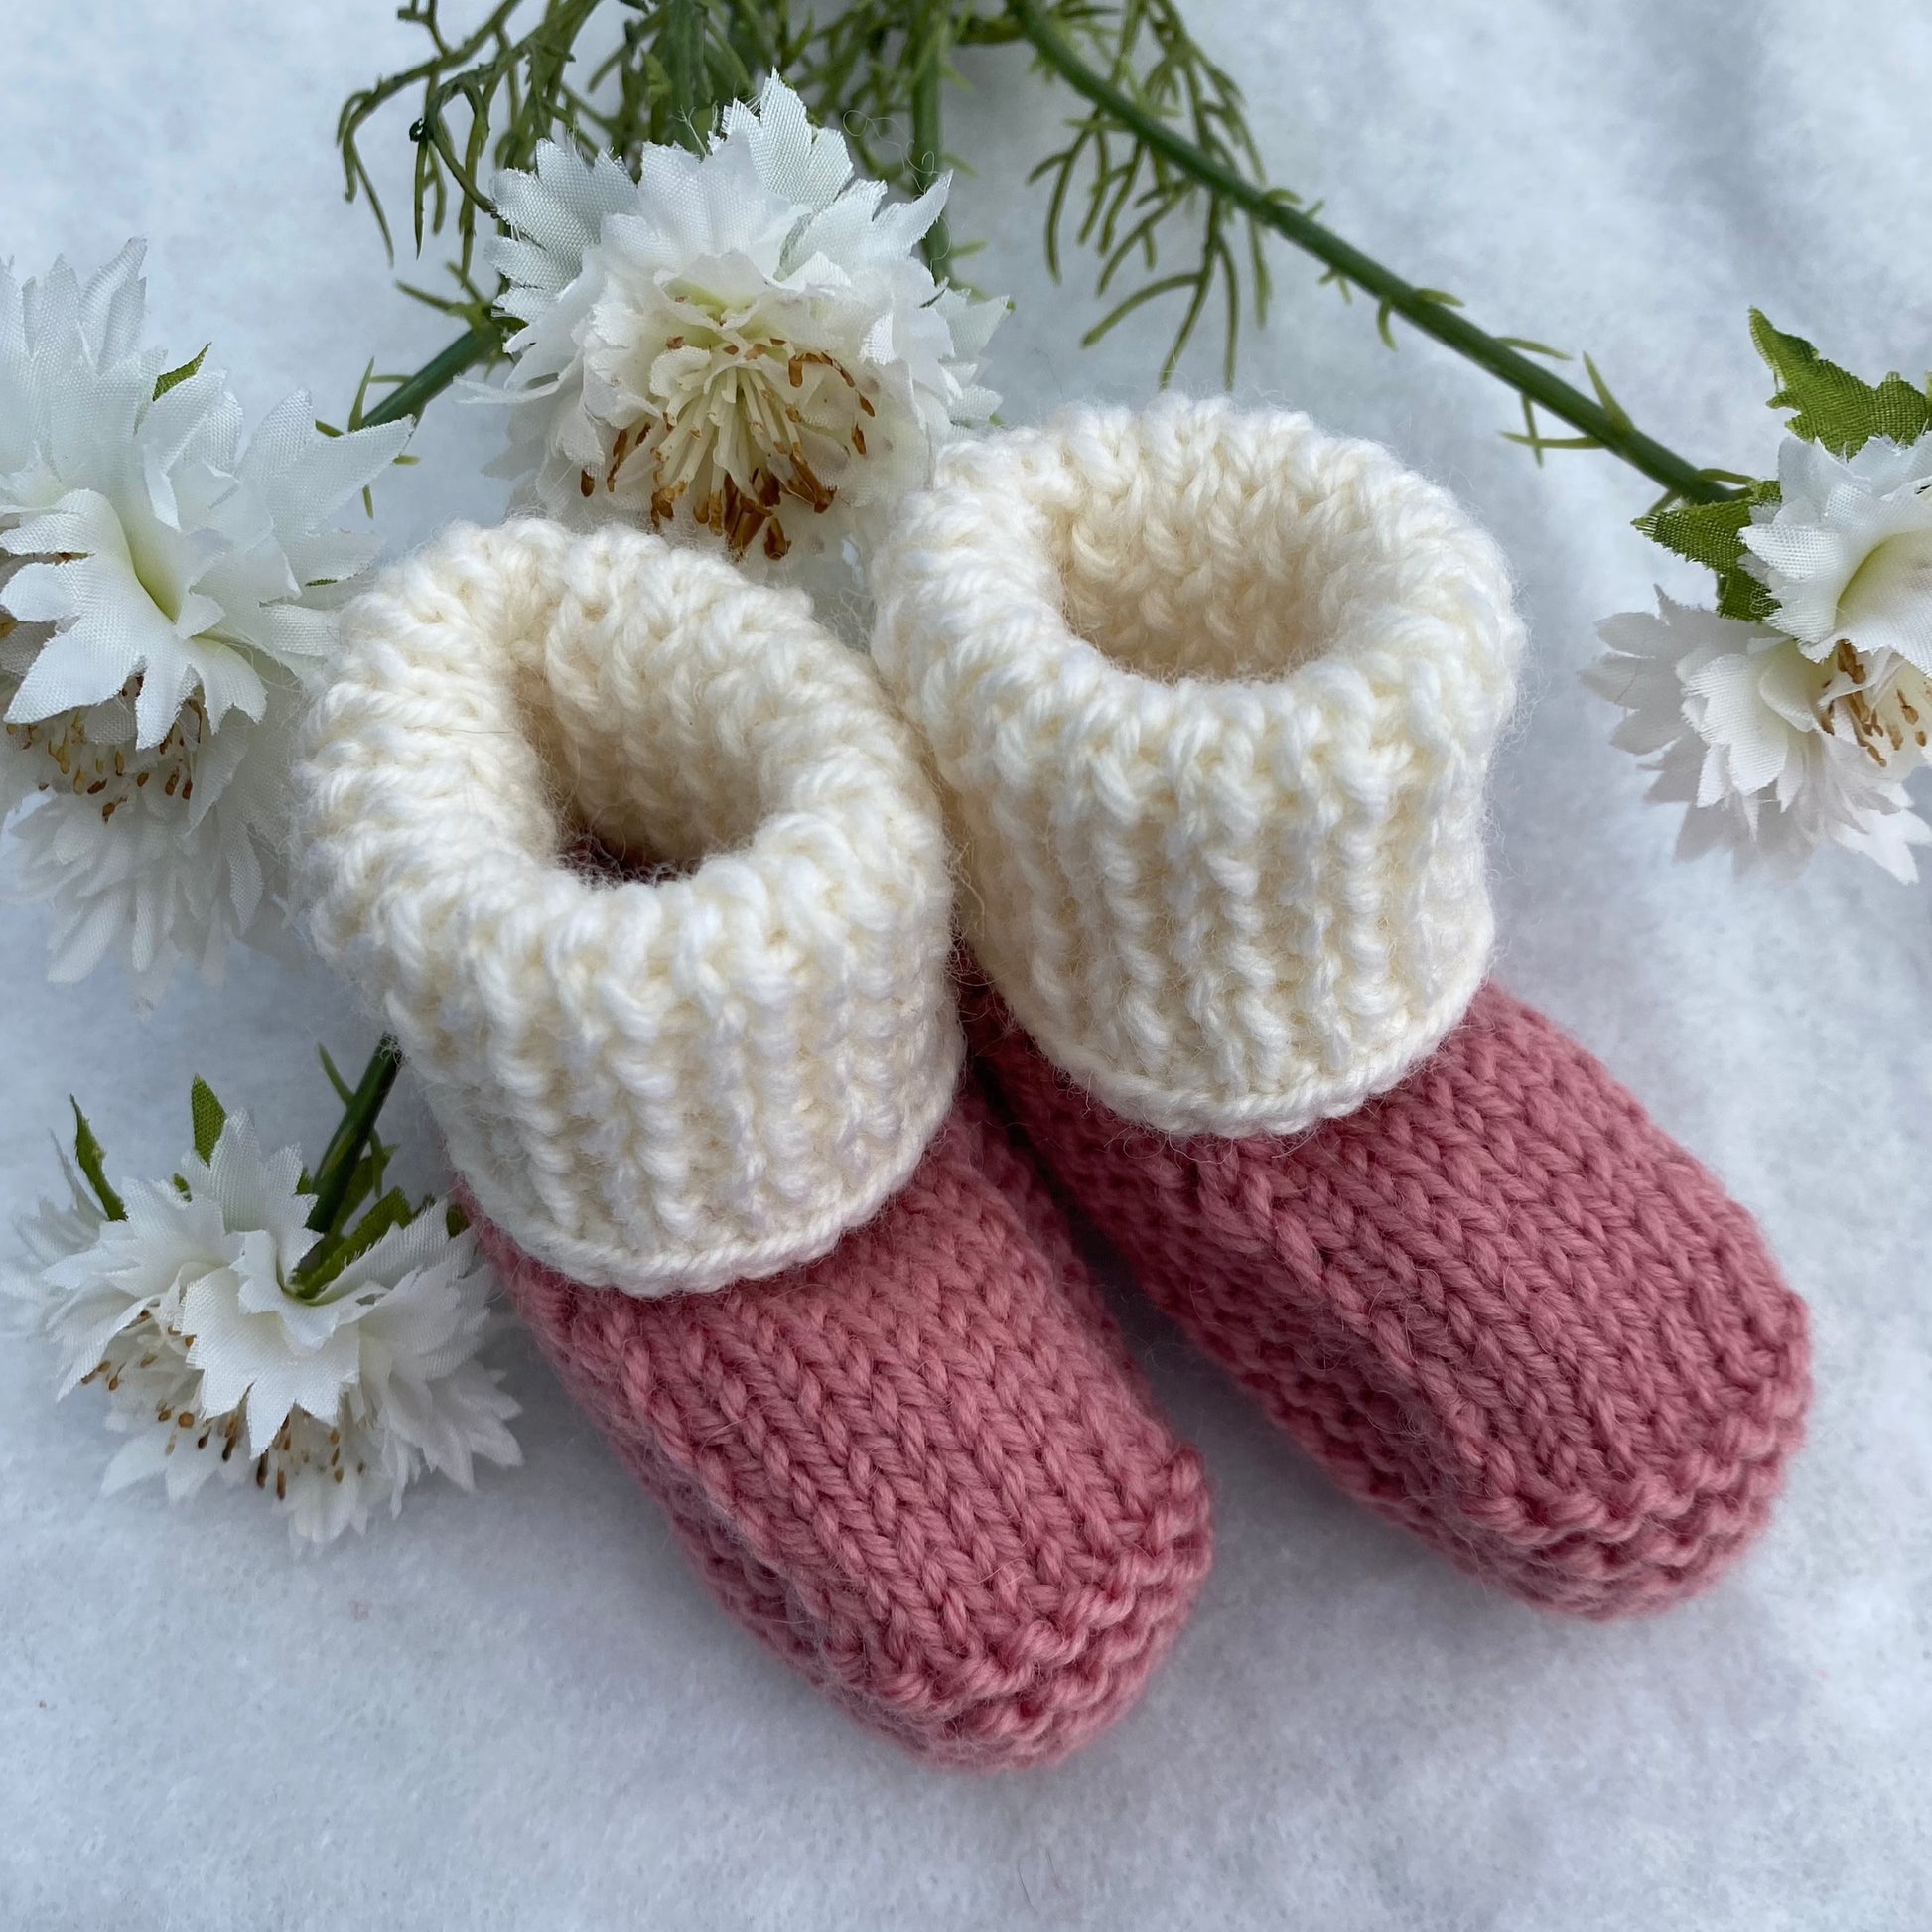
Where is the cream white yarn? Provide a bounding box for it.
[293,518,962,1295]
[871,398,1523,1139]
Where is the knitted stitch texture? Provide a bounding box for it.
[871,398,1524,1138]
[969,980,1810,1618]
[474,1085,1214,1769]
[293,519,961,1294]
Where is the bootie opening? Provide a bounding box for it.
[1043,404,1485,686]
[296,518,962,1295]
[501,553,791,877]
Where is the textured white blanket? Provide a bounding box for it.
[5,2,1925,1925]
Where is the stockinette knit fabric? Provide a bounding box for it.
[476,1088,1212,1769]
[294,518,1212,1765]
[968,980,1810,1617]
[871,397,1524,1138]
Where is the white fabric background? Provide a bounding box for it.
[5,3,1929,1926]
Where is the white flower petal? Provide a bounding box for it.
[732,70,854,212]
[1834,525,1932,671]
[76,240,149,368]
[1745,428,1932,657]
[235,394,411,535]
[1681,650,1791,796]
[101,1427,176,1495]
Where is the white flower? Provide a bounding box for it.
[6,1108,520,1547]
[0,243,411,999]
[483,74,1004,575]
[0,669,301,997]
[1742,430,1932,670]
[1587,590,1932,880]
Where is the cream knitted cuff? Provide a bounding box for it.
[294,519,963,1295]
[871,399,1523,1139]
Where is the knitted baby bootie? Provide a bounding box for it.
[294,518,1211,1765]
[872,399,1810,1618]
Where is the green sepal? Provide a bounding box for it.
[153,345,208,400]
[291,1186,414,1298]
[1635,480,1782,623]
[327,1141,393,1235]
[1749,311,1931,457]
[189,1077,227,1163]
[70,1100,127,1222]
[1715,567,1778,625]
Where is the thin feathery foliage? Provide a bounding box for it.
[335,0,1739,492]
[337,0,797,359]
[1028,0,1279,383]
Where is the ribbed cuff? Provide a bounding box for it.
[871,399,1521,1138]
[296,519,962,1294]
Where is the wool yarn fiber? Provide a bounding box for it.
[293,518,962,1295]
[968,980,1810,1617]
[876,400,1808,1615]
[477,1090,1213,1768]
[294,516,1213,1767]
[872,397,1524,1138]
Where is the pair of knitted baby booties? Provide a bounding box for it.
[294,399,1809,1772]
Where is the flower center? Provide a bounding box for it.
[2,673,205,819]
[583,312,877,562]
[1818,638,1931,769]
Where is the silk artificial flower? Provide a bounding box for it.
[6,1105,520,1547]
[483,73,1004,575]
[1587,591,1931,880]
[1742,430,1932,672]
[0,242,410,1000]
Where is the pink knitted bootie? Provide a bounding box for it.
[472,1086,1210,1768]
[872,400,1810,1618]
[294,519,1210,1766]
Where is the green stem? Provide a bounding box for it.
[1008,0,1735,505]
[909,0,953,280]
[364,323,498,428]
[305,1036,403,1239]
[656,0,714,151]
[305,323,501,1204]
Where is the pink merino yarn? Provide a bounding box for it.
[970,981,1810,1618]
[473,1087,1213,1770]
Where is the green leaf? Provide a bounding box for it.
[1636,496,1757,573]
[1634,479,1782,622]
[70,1100,126,1221]
[317,1044,355,1107]
[1494,336,1572,361]
[1582,353,1633,433]
[1749,310,1931,456]
[189,1077,227,1164]
[153,345,208,400]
